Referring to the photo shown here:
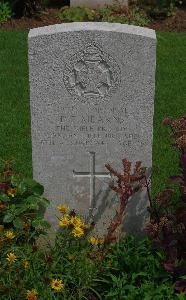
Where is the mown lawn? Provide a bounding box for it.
[0,30,185,197]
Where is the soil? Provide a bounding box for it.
[0,7,186,32]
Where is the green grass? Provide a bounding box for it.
[152,32,186,196]
[0,30,185,197]
[0,31,32,177]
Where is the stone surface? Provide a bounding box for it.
[28,22,156,242]
[71,0,128,9]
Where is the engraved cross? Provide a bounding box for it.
[73,152,111,215]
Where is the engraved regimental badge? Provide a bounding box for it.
[63,43,121,104]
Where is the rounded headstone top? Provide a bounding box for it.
[28,22,156,40]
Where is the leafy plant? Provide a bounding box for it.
[57,4,150,26]
[0,114,186,298]
[0,159,51,246]
[97,3,150,26]
[96,235,176,299]
[58,6,96,22]
[0,204,179,299]
[145,115,186,293]
[7,0,43,18]
[104,159,147,244]
[0,1,11,24]
[0,203,102,299]
[136,0,177,19]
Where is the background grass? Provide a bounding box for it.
[0,30,185,197]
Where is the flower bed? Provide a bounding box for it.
[0,115,186,299]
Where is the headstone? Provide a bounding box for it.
[71,0,128,9]
[28,22,156,243]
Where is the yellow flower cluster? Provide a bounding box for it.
[88,236,103,246]
[57,204,89,238]
[26,279,64,299]
[6,251,29,269]
[59,214,86,237]
[4,230,16,240]
[5,250,64,299]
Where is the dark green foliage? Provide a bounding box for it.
[7,0,43,18]
[0,1,12,24]
[0,160,51,246]
[136,0,178,19]
[96,235,176,299]
[146,116,186,294]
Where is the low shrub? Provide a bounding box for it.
[58,6,96,22]
[0,206,178,299]
[96,235,176,299]
[0,1,12,24]
[134,0,179,19]
[145,115,186,294]
[0,159,51,246]
[57,4,150,26]
[7,0,43,18]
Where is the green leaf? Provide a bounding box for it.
[13,217,23,229]
[21,178,44,196]
[0,193,10,202]
[3,213,14,223]
[31,217,51,229]
[132,272,148,280]
[25,195,40,207]
[17,181,27,194]
[8,204,16,212]
[24,195,49,210]
[10,175,20,187]
[15,205,28,215]
[88,287,102,299]
[39,197,50,208]
[28,202,39,210]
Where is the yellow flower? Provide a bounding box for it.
[70,216,84,227]
[7,188,17,197]
[71,226,84,238]
[51,278,64,292]
[88,236,103,246]
[6,252,17,263]
[58,214,71,227]
[22,259,29,269]
[4,230,16,240]
[26,288,38,300]
[57,204,69,214]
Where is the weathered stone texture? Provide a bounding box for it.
[28,22,156,241]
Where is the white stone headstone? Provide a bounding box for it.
[71,0,128,9]
[28,22,156,241]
